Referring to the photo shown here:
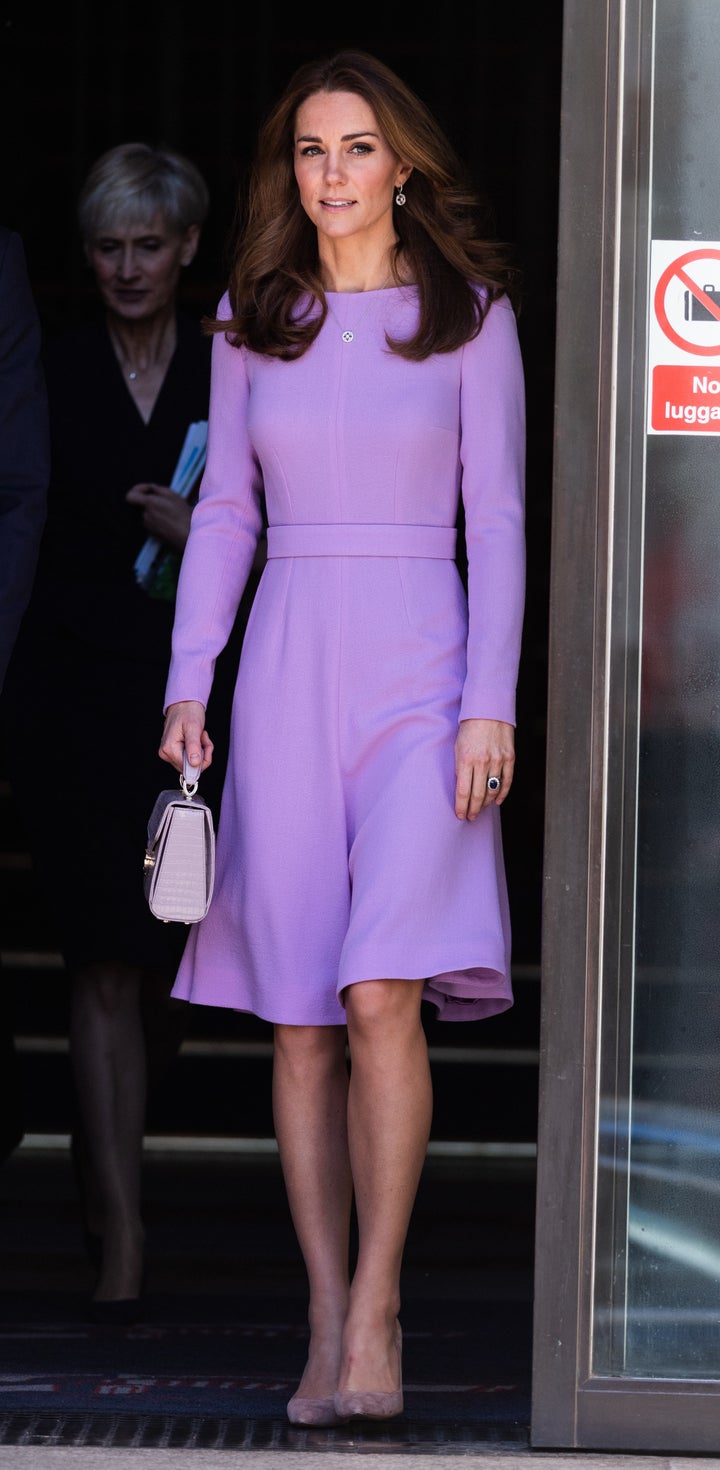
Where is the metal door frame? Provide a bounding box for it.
[532,0,720,1449]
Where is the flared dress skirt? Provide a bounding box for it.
[172,538,513,1025]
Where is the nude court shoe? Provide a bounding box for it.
[333,1321,404,1422]
[286,1393,350,1428]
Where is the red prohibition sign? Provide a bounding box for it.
[655,247,720,356]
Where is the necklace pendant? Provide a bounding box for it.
[341,329,354,343]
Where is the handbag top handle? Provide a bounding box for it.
[181,750,202,798]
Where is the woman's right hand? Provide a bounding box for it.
[159,700,213,775]
[126,483,194,551]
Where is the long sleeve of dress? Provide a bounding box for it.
[458,296,526,726]
[164,296,263,710]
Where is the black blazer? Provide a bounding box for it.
[0,228,50,690]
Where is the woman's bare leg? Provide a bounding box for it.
[273,1023,352,1400]
[339,978,432,1393]
[69,963,146,1301]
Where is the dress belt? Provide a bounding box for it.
[266,523,457,559]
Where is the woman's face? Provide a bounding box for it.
[86,212,199,321]
[293,90,410,250]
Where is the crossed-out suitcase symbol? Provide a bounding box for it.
[684,283,720,322]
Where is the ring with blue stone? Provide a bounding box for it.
[487,775,501,793]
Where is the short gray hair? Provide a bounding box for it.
[78,142,209,241]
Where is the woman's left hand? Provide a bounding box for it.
[454,718,515,820]
[126,482,193,551]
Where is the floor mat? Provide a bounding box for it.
[0,1292,530,1435]
[0,1151,534,1448]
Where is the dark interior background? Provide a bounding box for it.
[0,0,563,1130]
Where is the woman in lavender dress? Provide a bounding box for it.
[160,51,525,1425]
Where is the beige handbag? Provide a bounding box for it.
[143,753,215,924]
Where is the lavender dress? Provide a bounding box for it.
[166,287,526,1025]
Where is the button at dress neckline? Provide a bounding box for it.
[324,283,415,344]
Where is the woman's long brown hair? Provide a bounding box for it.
[213,50,520,361]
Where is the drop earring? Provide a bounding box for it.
[395,185,406,206]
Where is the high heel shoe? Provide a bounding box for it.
[88,1232,146,1325]
[286,1393,350,1428]
[333,1322,404,1422]
[88,1267,146,1326]
[88,1295,144,1326]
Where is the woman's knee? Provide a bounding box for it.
[343,978,424,1036]
[73,963,140,1018]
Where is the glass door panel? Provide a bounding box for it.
[594,0,720,1383]
[534,0,720,1449]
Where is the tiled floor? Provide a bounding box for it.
[2,1448,719,1467]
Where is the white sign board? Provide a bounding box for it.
[648,240,720,435]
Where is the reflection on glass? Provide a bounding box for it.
[629,437,720,1376]
[596,0,720,1380]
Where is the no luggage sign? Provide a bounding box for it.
[649,241,720,434]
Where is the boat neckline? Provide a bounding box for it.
[323,283,417,296]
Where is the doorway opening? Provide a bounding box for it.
[0,2,563,1450]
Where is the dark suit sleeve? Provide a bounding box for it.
[0,229,50,690]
